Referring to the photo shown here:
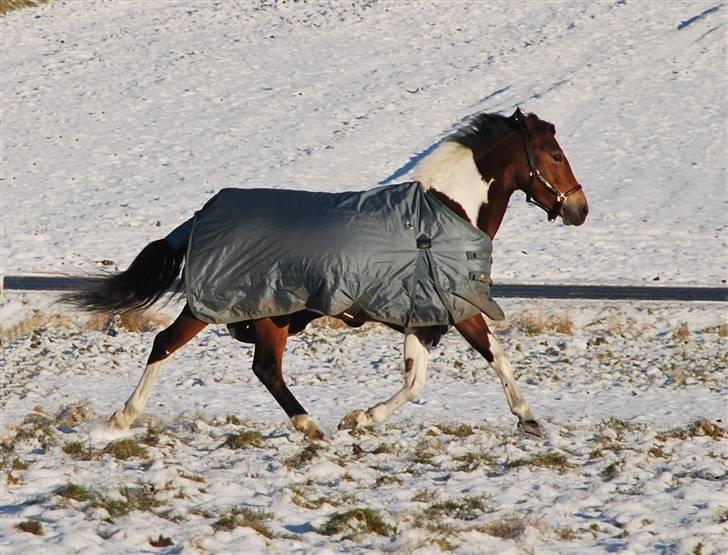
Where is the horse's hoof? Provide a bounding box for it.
[338,409,370,431]
[305,427,325,441]
[291,414,325,441]
[518,418,544,438]
[107,411,130,430]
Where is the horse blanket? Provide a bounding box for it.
[166,182,504,328]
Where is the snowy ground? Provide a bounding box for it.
[1,0,727,554]
[1,294,727,554]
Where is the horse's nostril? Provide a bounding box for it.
[582,204,589,216]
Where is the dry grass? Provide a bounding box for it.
[435,423,474,437]
[656,418,726,441]
[0,0,48,15]
[1,312,74,343]
[718,322,728,337]
[320,508,395,539]
[1,309,171,344]
[14,519,44,535]
[62,441,94,460]
[284,443,322,468]
[672,322,691,340]
[219,430,264,450]
[424,495,490,521]
[56,483,92,502]
[103,438,149,460]
[507,451,574,471]
[476,517,527,539]
[212,507,276,538]
[512,308,574,335]
[86,310,172,333]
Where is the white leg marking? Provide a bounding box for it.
[486,331,539,432]
[339,333,429,429]
[291,414,325,440]
[108,361,162,430]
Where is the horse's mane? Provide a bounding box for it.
[414,112,516,190]
[447,112,516,152]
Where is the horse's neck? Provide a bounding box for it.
[415,141,514,239]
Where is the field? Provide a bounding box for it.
[1,1,727,553]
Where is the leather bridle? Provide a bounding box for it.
[512,110,582,222]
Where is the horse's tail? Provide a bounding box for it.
[63,238,187,315]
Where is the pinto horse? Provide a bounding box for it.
[65,108,588,440]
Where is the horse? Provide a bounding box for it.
[64,108,588,440]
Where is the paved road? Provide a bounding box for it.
[2,275,726,302]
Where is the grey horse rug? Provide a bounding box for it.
[165,182,504,328]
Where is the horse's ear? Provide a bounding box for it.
[511,107,524,121]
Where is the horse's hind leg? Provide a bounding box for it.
[108,304,207,429]
[455,314,542,438]
[251,317,324,440]
[338,329,435,430]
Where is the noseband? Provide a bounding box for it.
[513,112,582,222]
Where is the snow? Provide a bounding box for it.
[1,1,727,554]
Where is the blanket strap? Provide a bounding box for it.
[405,233,457,329]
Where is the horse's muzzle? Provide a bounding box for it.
[561,195,589,226]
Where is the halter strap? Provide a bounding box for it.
[512,110,582,221]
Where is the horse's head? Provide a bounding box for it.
[512,108,589,226]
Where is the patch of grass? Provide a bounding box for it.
[514,309,574,335]
[716,507,728,523]
[454,452,497,472]
[104,438,149,460]
[648,445,668,458]
[424,496,490,521]
[289,484,328,509]
[656,418,726,441]
[507,451,574,471]
[149,535,173,547]
[435,423,474,437]
[225,414,244,426]
[555,526,578,540]
[14,419,57,450]
[673,322,691,340]
[600,460,623,482]
[476,518,527,539]
[284,443,321,468]
[374,474,402,487]
[15,519,44,535]
[56,483,91,502]
[120,483,163,513]
[63,441,94,460]
[0,0,49,15]
[220,430,264,449]
[589,418,642,458]
[1,312,71,343]
[422,521,460,551]
[95,483,163,521]
[371,442,397,455]
[411,489,438,504]
[603,417,641,437]
[213,507,275,538]
[719,322,728,337]
[86,310,172,334]
[320,508,395,539]
[11,458,29,471]
[178,471,205,483]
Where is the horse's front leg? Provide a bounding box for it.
[338,329,433,430]
[455,314,543,437]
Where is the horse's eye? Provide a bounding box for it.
[552,153,563,162]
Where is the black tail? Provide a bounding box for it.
[63,239,185,315]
